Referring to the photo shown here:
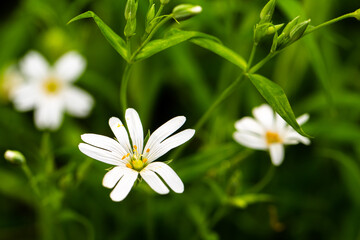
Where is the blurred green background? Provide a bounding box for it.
[0,0,360,239]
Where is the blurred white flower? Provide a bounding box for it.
[10,51,94,130]
[0,65,24,102]
[233,104,310,166]
[79,108,195,202]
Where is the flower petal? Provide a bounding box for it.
[109,117,132,153]
[234,116,264,135]
[34,97,64,130]
[78,143,122,165]
[296,113,309,125]
[64,86,93,117]
[20,51,49,80]
[140,168,170,194]
[54,51,86,82]
[81,133,128,157]
[233,132,267,150]
[252,104,275,130]
[102,166,126,189]
[125,108,144,152]
[11,83,39,111]
[147,129,195,162]
[145,162,184,193]
[143,116,186,157]
[283,131,311,145]
[269,143,284,166]
[110,168,138,202]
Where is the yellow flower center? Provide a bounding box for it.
[266,131,282,144]
[43,77,61,94]
[124,145,149,171]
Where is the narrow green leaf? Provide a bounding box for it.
[68,11,128,61]
[190,38,247,70]
[247,73,310,137]
[134,28,219,62]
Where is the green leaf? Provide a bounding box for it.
[68,11,128,61]
[190,38,247,70]
[134,28,219,62]
[247,73,310,137]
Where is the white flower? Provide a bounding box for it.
[233,104,310,166]
[0,65,24,102]
[10,51,94,130]
[79,108,195,202]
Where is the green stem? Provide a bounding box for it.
[305,12,356,35]
[155,4,164,19]
[121,64,133,114]
[131,15,172,61]
[246,42,258,71]
[21,164,41,197]
[248,52,276,74]
[249,165,275,193]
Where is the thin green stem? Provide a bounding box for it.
[121,64,133,114]
[249,165,275,193]
[305,12,356,36]
[246,42,258,71]
[21,164,41,197]
[155,4,164,19]
[131,15,172,61]
[248,52,276,74]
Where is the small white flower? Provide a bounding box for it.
[79,108,195,202]
[0,65,24,102]
[233,104,310,166]
[10,51,94,130]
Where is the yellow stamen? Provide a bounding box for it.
[146,148,150,153]
[266,131,282,144]
[126,163,132,169]
[143,158,148,163]
[43,77,61,94]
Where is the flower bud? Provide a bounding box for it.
[124,0,138,21]
[260,0,276,23]
[354,8,360,21]
[266,23,284,35]
[146,4,156,25]
[124,18,137,38]
[172,4,202,21]
[289,19,311,42]
[282,16,300,36]
[4,150,26,165]
[160,0,170,5]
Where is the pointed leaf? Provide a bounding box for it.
[247,73,310,137]
[190,38,247,70]
[134,28,219,62]
[68,11,128,61]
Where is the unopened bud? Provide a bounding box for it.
[4,150,26,165]
[146,4,156,25]
[124,18,137,38]
[266,23,284,35]
[260,0,276,23]
[282,16,300,36]
[172,4,202,21]
[354,9,360,21]
[125,0,138,20]
[289,19,311,42]
[160,0,170,5]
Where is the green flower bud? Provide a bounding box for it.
[289,19,311,42]
[282,16,300,36]
[172,4,202,21]
[4,150,26,165]
[266,23,284,35]
[354,8,360,21]
[125,0,138,20]
[124,18,137,38]
[160,0,170,5]
[146,4,156,25]
[260,0,276,23]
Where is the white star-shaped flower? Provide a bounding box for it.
[79,108,195,202]
[10,51,94,130]
[233,104,310,166]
